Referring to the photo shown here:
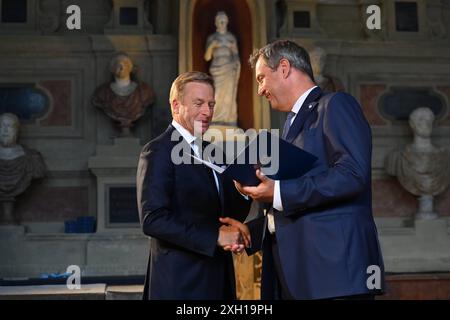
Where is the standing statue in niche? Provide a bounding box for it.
[310,46,344,92]
[204,11,241,126]
[385,107,450,220]
[92,53,155,136]
[0,113,46,225]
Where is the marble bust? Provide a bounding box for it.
[310,46,344,92]
[0,113,46,224]
[385,107,450,219]
[204,11,241,126]
[92,53,155,136]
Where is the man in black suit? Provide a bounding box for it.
[233,40,384,300]
[136,71,251,300]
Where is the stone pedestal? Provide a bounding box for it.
[88,137,143,234]
[379,218,450,273]
[416,195,438,220]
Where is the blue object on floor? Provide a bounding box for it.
[64,216,96,233]
[64,220,77,233]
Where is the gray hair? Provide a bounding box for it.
[0,113,20,128]
[249,40,315,82]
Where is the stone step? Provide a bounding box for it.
[0,284,106,300]
[105,285,143,300]
[0,284,144,300]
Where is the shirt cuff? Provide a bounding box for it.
[235,185,249,200]
[273,180,283,211]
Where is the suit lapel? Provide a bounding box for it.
[169,125,221,209]
[285,87,322,142]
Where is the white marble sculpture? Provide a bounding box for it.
[385,107,450,219]
[310,46,344,92]
[204,11,241,126]
[0,113,46,224]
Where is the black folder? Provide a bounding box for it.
[199,130,317,186]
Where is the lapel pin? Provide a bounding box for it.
[308,104,313,109]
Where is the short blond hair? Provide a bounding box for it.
[169,71,215,105]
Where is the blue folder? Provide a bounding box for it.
[220,130,317,186]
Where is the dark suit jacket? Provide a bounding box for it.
[258,87,385,300]
[136,124,250,300]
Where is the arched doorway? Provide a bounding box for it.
[179,0,270,131]
[192,0,253,129]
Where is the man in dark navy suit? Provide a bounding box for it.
[234,40,385,300]
[136,71,251,300]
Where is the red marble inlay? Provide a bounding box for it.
[435,188,450,217]
[8,185,89,223]
[436,85,450,125]
[378,273,450,300]
[372,178,417,217]
[359,84,387,126]
[372,178,450,217]
[39,80,72,126]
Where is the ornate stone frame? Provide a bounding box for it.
[0,0,39,34]
[386,0,428,40]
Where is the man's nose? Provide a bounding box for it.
[257,85,265,96]
[201,105,212,117]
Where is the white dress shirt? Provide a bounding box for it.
[269,86,318,233]
[171,120,220,192]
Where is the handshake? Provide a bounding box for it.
[217,217,251,255]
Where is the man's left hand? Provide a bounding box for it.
[234,169,274,203]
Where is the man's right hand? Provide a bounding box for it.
[218,217,252,254]
[217,225,245,253]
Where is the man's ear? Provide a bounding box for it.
[171,99,180,114]
[279,59,291,79]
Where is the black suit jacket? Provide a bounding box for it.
[136,124,251,299]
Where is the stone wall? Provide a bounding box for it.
[0,1,178,225]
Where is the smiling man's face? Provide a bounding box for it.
[172,81,215,136]
[255,57,289,111]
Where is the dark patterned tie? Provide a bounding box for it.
[282,111,296,139]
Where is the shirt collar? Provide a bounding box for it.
[171,120,197,145]
[291,86,318,114]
